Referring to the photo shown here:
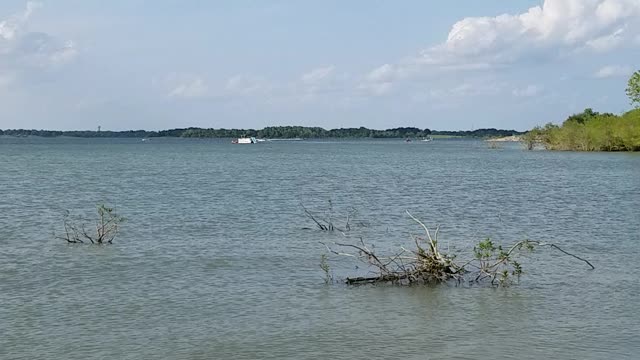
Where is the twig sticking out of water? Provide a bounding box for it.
[301,201,358,232]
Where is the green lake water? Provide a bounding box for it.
[1,137,639,359]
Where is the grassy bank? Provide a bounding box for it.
[526,108,640,152]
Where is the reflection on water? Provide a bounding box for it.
[1,137,639,359]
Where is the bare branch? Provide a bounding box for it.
[321,210,593,287]
[532,241,595,270]
[55,204,124,245]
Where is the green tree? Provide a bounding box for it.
[627,70,640,108]
[522,126,542,150]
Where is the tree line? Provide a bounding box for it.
[0,126,522,139]
[524,108,640,151]
[524,70,640,152]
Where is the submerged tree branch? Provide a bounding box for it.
[56,204,124,245]
[530,241,595,270]
[316,210,594,287]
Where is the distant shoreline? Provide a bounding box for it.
[485,135,522,142]
[0,126,523,139]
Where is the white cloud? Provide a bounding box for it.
[365,0,640,85]
[359,64,399,96]
[301,65,334,84]
[366,64,398,83]
[585,28,626,52]
[359,81,392,96]
[429,0,640,63]
[593,64,633,78]
[225,74,268,95]
[513,85,543,97]
[11,32,78,68]
[296,65,353,102]
[0,2,77,74]
[426,82,505,99]
[0,1,41,42]
[158,73,212,99]
[161,73,282,102]
[168,77,209,98]
[49,41,77,65]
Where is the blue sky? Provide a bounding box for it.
[0,0,638,131]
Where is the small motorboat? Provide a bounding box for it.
[232,137,258,144]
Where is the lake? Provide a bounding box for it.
[1,137,639,359]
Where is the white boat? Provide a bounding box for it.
[421,137,433,142]
[232,137,257,144]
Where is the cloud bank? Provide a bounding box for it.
[0,2,77,89]
[364,0,640,93]
[593,65,633,78]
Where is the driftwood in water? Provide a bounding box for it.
[321,210,594,287]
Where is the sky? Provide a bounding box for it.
[0,0,639,131]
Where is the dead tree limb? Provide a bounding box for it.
[56,204,124,245]
[321,212,594,287]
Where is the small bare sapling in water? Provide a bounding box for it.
[56,204,125,244]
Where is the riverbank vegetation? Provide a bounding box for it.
[524,108,640,151]
[524,70,640,152]
[0,126,522,139]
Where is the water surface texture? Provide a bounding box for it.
[1,137,639,359]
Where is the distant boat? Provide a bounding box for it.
[421,137,433,142]
[232,137,258,144]
[405,138,412,143]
